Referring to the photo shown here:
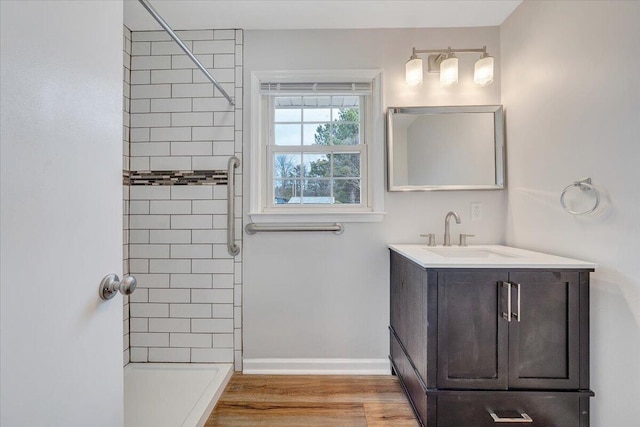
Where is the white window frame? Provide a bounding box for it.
[249,70,385,224]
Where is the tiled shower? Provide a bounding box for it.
[123,26,132,366]
[122,27,243,369]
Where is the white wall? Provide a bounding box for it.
[243,28,505,363]
[1,1,124,425]
[501,1,640,425]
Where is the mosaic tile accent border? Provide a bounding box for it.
[124,170,228,186]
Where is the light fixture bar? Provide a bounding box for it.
[413,47,487,55]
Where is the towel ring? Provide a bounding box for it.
[560,178,600,215]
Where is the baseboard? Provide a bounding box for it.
[242,358,391,375]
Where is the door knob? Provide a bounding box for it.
[99,274,137,300]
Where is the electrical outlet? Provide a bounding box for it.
[471,202,482,221]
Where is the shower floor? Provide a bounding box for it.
[124,363,233,427]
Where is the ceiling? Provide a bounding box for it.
[124,0,523,31]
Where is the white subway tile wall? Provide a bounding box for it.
[123,26,132,367]
[127,29,243,369]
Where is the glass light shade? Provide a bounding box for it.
[440,55,458,86]
[474,55,494,86]
[405,57,423,86]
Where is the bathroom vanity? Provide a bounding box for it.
[388,245,596,426]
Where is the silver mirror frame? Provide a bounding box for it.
[386,105,505,191]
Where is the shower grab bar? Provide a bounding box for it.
[245,223,344,235]
[227,156,241,256]
[137,0,235,106]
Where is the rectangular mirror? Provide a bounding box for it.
[387,105,505,191]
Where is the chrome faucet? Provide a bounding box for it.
[444,211,461,246]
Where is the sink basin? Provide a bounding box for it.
[423,247,520,259]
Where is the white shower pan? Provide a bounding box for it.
[124,363,233,427]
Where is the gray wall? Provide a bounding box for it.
[242,27,505,361]
[501,1,640,425]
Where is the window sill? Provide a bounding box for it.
[248,211,386,224]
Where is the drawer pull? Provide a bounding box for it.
[501,281,512,322]
[489,409,533,423]
[512,282,522,322]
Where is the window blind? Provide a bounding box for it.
[260,82,372,95]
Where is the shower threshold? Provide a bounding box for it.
[124,363,233,427]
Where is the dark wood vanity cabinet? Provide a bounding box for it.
[389,250,594,426]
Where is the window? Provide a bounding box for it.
[250,71,385,223]
[271,94,365,207]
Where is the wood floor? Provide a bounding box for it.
[205,374,419,426]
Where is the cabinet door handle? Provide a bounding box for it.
[501,281,511,322]
[512,282,521,322]
[489,410,533,423]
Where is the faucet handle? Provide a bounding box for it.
[459,234,475,247]
[420,233,437,246]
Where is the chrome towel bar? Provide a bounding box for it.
[560,177,600,215]
[245,223,344,235]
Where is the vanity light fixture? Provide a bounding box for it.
[440,52,459,86]
[405,52,424,86]
[405,46,494,87]
[474,52,495,86]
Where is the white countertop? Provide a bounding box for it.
[388,244,597,269]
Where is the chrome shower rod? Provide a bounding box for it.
[137,0,235,106]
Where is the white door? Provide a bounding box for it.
[1,1,125,426]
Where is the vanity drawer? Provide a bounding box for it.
[390,329,427,425]
[437,392,590,427]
